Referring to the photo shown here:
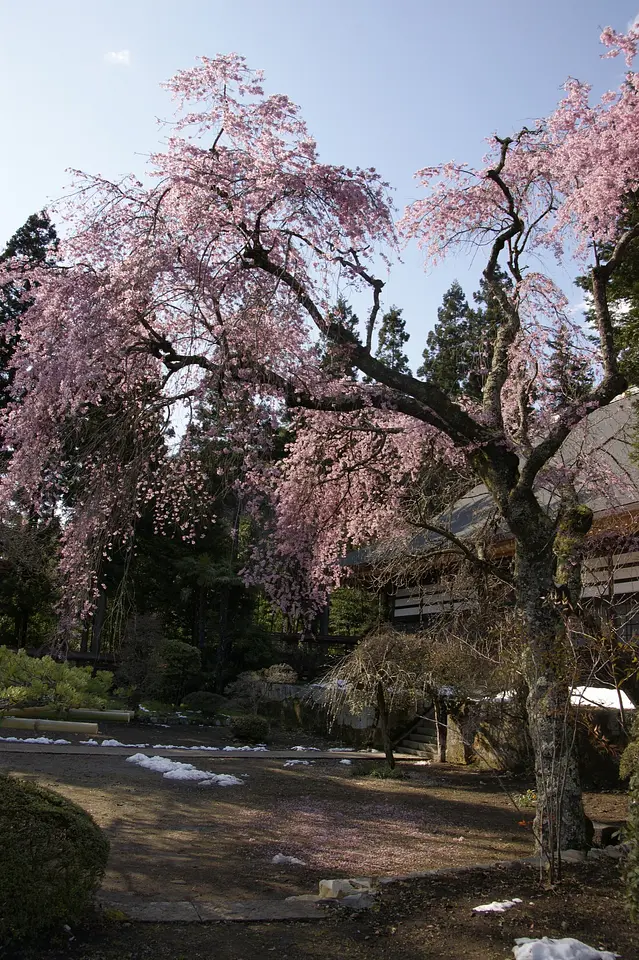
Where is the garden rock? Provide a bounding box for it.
[318,878,373,899]
[561,849,588,863]
[337,893,377,911]
[603,845,623,860]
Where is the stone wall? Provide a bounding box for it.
[254,681,419,749]
[445,696,630,783]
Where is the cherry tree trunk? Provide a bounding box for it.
[515,544,587,857]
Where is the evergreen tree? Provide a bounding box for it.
[417,280,472,395]
[0,212,58,411]
[468,266,512,395]
[375,306,410,374]
[319,298,360,379]
[418,267,512,399]
[576,200,639,385]
[546,322,594,409]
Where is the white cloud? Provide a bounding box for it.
[566,297,591,316]
[104,50,131,66]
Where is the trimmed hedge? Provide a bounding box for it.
[150,639,202,705]
[0,774,109,944]
[232,713,270,743]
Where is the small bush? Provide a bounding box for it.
[515,789,538,808]
[0,646,113,713]
[181,690,227,717]
[150,640,202,705]
[232,713,270,743]
[262,663,298,684]
[0,773,109,945]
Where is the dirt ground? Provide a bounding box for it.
[0,726,628,906]
[11,860,638,960]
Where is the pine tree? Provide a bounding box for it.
[0,212,58,411]
[418,267,512,399]
[319,298,360,379]
[546,322,594,409]
[417,281,471,395]
[375,306,410,374]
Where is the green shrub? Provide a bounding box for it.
[181,690,227,717]
[231,713,270,743]
[0,646,113,713]
[621,714,639,919]
[150,640,202,705]
[0,773,109,944]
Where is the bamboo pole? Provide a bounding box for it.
[0,717,98,734]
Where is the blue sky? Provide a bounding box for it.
[1,1,637,368]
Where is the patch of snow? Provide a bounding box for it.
[291,745,320,751]
[138,705,150,713]
[221,744,269,752]
[80,739,99,745]
[328,747,350,752]
[513,937,618,960]
[473,897,522,913]
[284,759,313,767]
[339,759,352,765]
[126,753,243,786]
[570,686,635,711]
[271,853,307,866]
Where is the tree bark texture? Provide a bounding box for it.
[376,680,395,768]
[516,542,587,856]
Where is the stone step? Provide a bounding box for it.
[401,737,437,749]
[406,731,436,743]
[400,746,437,757]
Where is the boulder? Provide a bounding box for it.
[318,878,373,899]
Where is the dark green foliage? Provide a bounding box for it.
[546,322,594,408]
[181,690,227,716]
[231,713,270,743]
[150,639,202,705]
[320,298,360,379]
[0,211,58,412]
[375,306,411,374]
[0,773,109,945]
[116,614,166,708]
[0,512,60,648]
[418,269,511,399]
[418,280,473,394]
[328,585,383,636]
[576,200,639,385]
